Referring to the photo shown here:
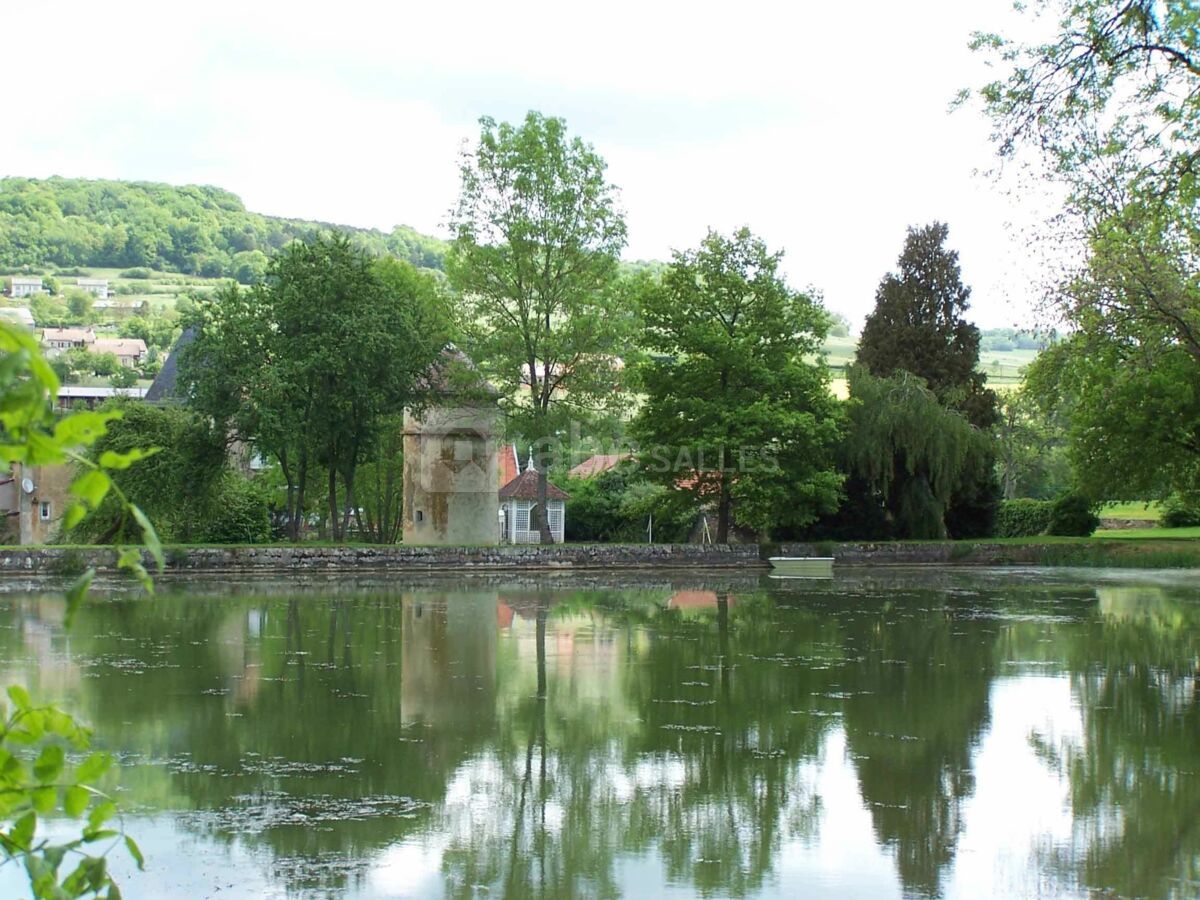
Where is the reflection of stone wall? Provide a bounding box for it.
[0,542,766,575]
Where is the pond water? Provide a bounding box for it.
[1,567,1198,899]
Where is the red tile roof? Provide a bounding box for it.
[568,454,630,479]
[499,467,569,501]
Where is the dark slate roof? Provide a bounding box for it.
[499,467,569,501]
[145,326,197,403]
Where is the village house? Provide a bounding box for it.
[75,277,109,298]
[92,337,147,367]
[10,277,45,298]
[568,453,631,479]
[41,326,96,352]
[0,462,72,545]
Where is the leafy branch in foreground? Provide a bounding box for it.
[1,319,158,897]
[0,687,143,899]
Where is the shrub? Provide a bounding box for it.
[1047,491,1100,537]
[995,498,1053,537]
[197,475,271,544]
[1160,493,1200,528]
[120,267,153,279]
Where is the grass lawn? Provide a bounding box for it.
[1099,501,1161,521]
[1094,526,1200,540]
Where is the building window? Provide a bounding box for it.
[39,501,51,521]
[415,510,424,523]
[515,503,530,533]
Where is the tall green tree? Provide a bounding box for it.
[972,0,1200,209]
[180,237,450,541]
[972,1,1200,499]
[842,367,990,539]
[447,111,631,543]
[856,223,999,537]
[632,228,843,542]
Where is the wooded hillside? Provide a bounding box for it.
[0,177,448,282]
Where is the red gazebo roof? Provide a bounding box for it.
[499,467,569,501]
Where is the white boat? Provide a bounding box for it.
[768,556,834,578]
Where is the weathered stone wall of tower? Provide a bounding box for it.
[402,404,499,545]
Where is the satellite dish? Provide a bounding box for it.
[20,478,34,495]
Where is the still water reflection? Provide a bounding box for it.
[1,568,1198,899]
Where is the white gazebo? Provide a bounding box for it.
[499,460,568,543]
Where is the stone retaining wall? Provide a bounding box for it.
[0,543,766,576]
[776,541,1050,565]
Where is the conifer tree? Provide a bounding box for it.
[855,223,999,537]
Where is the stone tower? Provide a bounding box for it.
[402,348,500,545]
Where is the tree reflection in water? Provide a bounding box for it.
[0,572,1197,898]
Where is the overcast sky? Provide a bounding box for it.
[7,0,1056,329]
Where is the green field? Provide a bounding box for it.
[821,334,1039,389]
[61,266,220,312]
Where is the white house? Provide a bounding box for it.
[76,278,109,298]
[42,327,96,352]
[10,277,45,298]
[499,460,568,543]
[0,307,34,328]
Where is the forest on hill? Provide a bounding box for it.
[0,177,448,282]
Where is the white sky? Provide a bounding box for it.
[5,0,1055,329]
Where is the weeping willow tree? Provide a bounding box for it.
[844,366,990,539]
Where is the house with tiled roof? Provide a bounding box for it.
[568,453,631,479]
[499,455,569,543]
[92,338,147,367]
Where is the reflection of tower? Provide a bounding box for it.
[402,349,500,545]
[400,593,498,727]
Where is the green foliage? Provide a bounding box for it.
[857,222,997,429]
[197,475,271,544]
[1160,493,1200,528]
[1027,333,1200,499]
[995,387,1071,500]
[994,499,1053,537]
[854,223,999,537]
[1,320,155,896]
[632,228,843,541]
[68,401,268,545]
[448,111,631,542]
[64,287,93,322]
[973,2,1200,502]
[108,367,139,389]
[181,237,451,541]
[972,0,1200,208]
[0,689,143,899]
[564,465,694,543]
[843,367,987,540]
[1048,492,1101,537]
[0,177,449,278]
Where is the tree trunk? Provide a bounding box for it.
[536,468,554,544]
[294,449,308,542]
[340,466,356,540]
[328,466,341,542]
[716,469,731,544]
